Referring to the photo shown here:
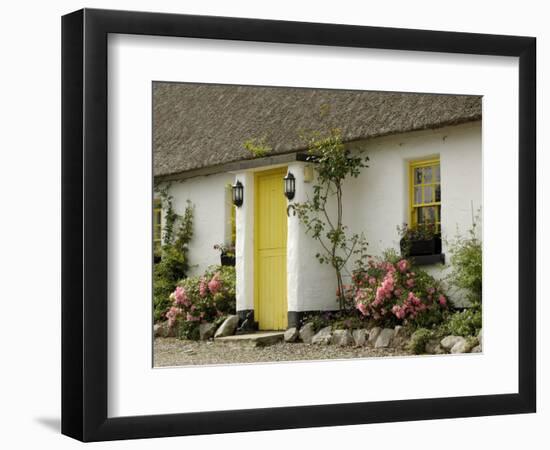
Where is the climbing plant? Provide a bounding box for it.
[153,187,195,321]
[293,128,369,310]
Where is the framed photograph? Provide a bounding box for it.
[62,8,536,442]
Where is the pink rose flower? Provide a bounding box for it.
[208,273,222,295]
[356,302,368,316]
[397,259,409,273]
[199,278,208,297]
[438,295,447,306]
[173,286,189,306]
[166,306,182,327]
[392,305,405,320]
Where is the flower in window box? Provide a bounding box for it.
[214,243,236,266]
[397,223,441,257]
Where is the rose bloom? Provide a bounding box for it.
[173,286,189,306]
[199,278,208,297]
[356,302,368,316]
[397,259,409,273]
[208,273,222,295]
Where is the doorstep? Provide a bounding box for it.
[215,331,284,347]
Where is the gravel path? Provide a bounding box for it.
[154,337,412,367]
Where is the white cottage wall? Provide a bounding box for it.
[159,121,481,320]
[345,121,482,257]
[346,121,482,306]
[288,121,481,313]
[235,172,255,313]
[160,172,235,276]
[287,161,340,313]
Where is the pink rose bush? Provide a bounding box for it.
[352,254,448,327]
[166,265,236,336]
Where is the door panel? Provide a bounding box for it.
[255,168,288,330]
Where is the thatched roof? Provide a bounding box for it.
[153,82,481,178]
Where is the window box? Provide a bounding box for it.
[220,253,236,266]
[400,235,442,257]
[409,253,445,266]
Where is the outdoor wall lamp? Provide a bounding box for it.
[232,180,244,207]
[283,172,296,200]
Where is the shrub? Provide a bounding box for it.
[166,265,236,339]
[408,328,433,355]
[153,246,188,321]
[176,320,201,341]
[352,250,448,328]
[153,195,194,322]
[439,305,482,337]
[448,220,482,303]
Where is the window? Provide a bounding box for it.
[409,158,441,233]
[153,198,162,248]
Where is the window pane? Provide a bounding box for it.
[424,186,433,203]
[414,186,422,204]
[434,165,440,182]
[435,184,441,202]
[424,206,436,223]
[414,168,422,184]
[417,207,424,224]
[423,166,432,183]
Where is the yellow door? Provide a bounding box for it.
[255,168,288,330]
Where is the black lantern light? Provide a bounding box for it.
[232,180,244,207]
[283,172,296,200]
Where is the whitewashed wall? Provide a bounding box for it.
[345,121,482,258]
[287,161,340,312]
[162,121,481,311]
[305,121,482,309]
[235,172,255,312]
[158,172,235,276]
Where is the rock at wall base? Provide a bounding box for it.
[214,315,239,338]
[284,327,299,343]
[375,328,395,348]
[299,323,315,344]
[199,322,217,340]
[332,329,353,346]
[367,327,382,346]
[311,326,332,345]
[352,329,368,346]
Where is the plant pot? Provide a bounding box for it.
[400,235,441,257]
[220,254,236,266]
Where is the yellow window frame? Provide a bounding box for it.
[225,184,237,246]
[153,198,162,246]
[409,158,441,232]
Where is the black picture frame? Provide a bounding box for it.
[61,8,536,442]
